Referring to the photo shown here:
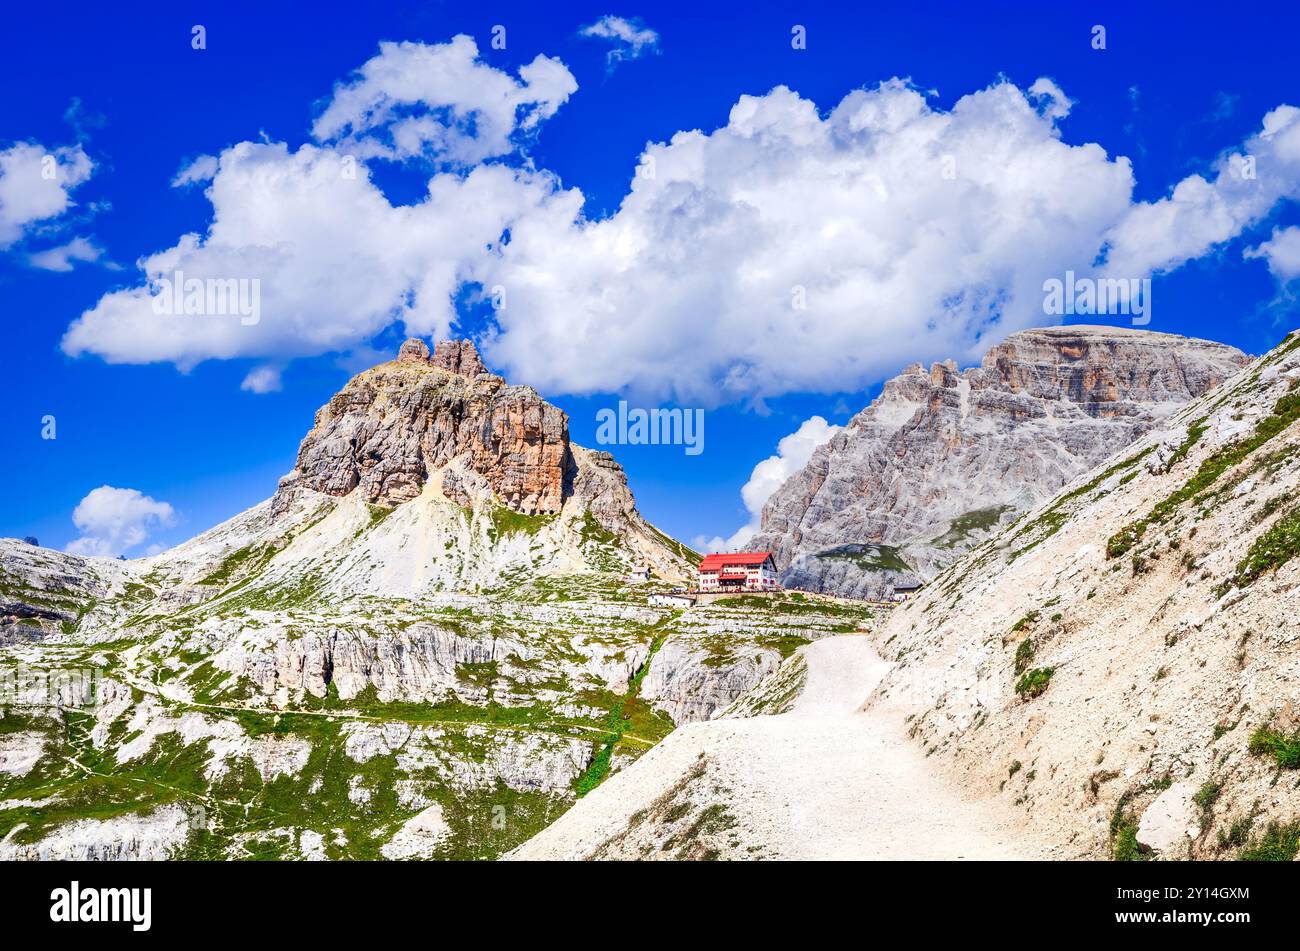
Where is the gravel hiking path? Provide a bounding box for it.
[512,635,1046,860]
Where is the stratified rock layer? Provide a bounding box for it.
[283,340,566,513]
[750,326,1250,598]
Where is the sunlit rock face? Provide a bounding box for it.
[282,338,568,514]
[751,326,1250,599]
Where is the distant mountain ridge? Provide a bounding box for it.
[750,326,1250,599]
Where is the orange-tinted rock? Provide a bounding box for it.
[279,339,567,513]
[430,340,488,379]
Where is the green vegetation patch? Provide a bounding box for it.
[1014,666,1054,699]
[1108,389,1300,559]
[1013,638,1036,676]
[1234,506,1300,587]
[576,510,619,546]
[1110,812,1148,862]
[816,543,912,573]
[1008,448,1154,562]
[570,621,676,798]
[1010,610,1040,634]
[199,543,277,588]
[363,503,396,532]
[1238,821,1300,861]
[1107,776,1172,861]
[1193,780,1222,832]
[1247,724,1300,768]
[644,522,701,566]
[756,632,812,659]
[488,506,556,539]
[932,505,1014,549]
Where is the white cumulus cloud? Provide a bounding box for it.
[1245,225,1300,282]
[1101,104,1300,280]
[172,154,219,187]
[0,140,94,248]
[241,364,283,393]
[311,35,576,165]
[1027,77,1073,121]
[478,83,1300,405]
[58,46,1300,404]
[62,37,575,371]
[61,143,564,367]
[695,415,842,553]
[66,486,176,558]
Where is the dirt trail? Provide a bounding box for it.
[512,635,1046,860]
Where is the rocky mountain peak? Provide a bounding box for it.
[263,339,690,578]
[275,338,566,513]
[431,339,489,378]
[976,325,1243,410]
[396,337,492,379]
[751,325,1251,599]
[396,337,432,364]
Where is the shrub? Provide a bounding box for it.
[1259,491,1296,520]
[1193,780,1222,832]
[1247,725,1300,768]
[1010,610,1040,634]
[1014,638,1035,675]
[1107,525,1143,559]
[1238,822,1300,861]
[1110,808,1150,862]
[1219,815,1255,850]
[1015,667,1055,699]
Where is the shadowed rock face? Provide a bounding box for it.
[749,326,1251,599]
[280,339,568,514]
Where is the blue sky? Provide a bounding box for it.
[2,0,1298,556]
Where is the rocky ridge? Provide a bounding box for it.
[864,328,1300,859]
[751,326,1250,599]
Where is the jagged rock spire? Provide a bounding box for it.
[431,340,489,378]
[397,338,431,364]
[395,337,489,380]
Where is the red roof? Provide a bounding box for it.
[699,551,773,571]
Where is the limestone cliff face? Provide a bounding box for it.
[282,338,567,514]
[865,328,1300,859]
[750,326,1250,598]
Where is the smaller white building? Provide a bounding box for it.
[890,582,923,602]
[649,593,695,609]
[625,565,651,583]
